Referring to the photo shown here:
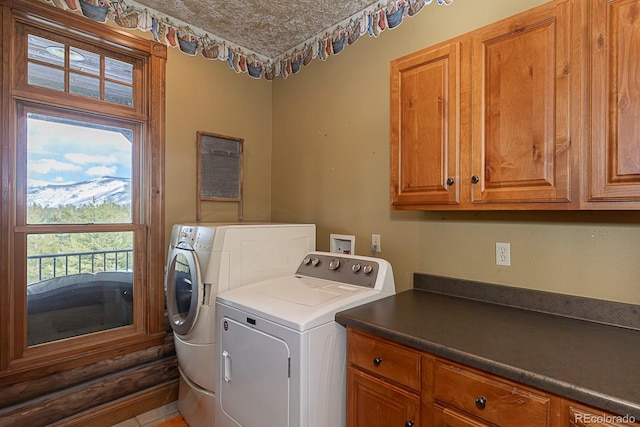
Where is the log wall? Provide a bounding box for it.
[0,326,178,426]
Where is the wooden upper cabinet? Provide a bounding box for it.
[390,0,640,210]
[588,0,640,203]
[470,0,573,205]
[390,40,461,206]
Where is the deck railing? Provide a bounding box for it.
[27,249,134,284]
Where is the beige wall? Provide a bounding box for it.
[164,48,273,238]
[270,0,640,304]
[155,0,639,304]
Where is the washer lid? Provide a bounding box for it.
[251,276,361,306]
[216,275,389,331]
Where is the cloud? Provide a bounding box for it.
[29,159,81,175]
[28,178,55,186]
[27,176,71,186]
[28,118,133,157]
[65,153,118,165]
[86,165,117,176]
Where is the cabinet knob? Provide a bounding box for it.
[405,421,415,427]
[471,175,480,184]
[373,357,382,367]
[446,177,455,186]
[475,396,487,410]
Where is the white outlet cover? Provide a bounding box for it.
[495,242,511,266]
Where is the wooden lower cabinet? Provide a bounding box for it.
[346,328,638,427]
[428,357,558,427]
[566,401,638,426]
[347,368,420,427]
[346,328,421,427]
[433,404,496,427]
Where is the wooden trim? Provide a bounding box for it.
[147,49,166,334]
[11,0,160,56]
[0,0,167,383]
[50,380,179,427]
[0,3,10,373]
[1,332,166,385]
[12,18,147,118]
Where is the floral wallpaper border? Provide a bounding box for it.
[43,0,453,80]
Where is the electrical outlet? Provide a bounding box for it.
[496,242,510,266]
[372,234,381,253]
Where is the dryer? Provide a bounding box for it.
[215,251,396,427]
[165,223,316,427]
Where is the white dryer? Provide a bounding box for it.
[215,251,396,427]
[165,223,316,427]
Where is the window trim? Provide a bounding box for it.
[16,102,144,356]
[13,11,147,120]
[0,0,166,381]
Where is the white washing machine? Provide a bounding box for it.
[215,251,396,427]
[165,223,316,427]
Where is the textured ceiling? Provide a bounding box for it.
[46,0,453,79]
[130,0,378,59]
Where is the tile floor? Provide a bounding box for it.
[111,401,180,427]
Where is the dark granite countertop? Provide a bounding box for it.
[335,281,640,419]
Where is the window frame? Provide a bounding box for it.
[17,102,143,351]
[0,0,166,380]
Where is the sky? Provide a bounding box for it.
[27,116,133,187]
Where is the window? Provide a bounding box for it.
[23,110,137,346]
[27,34,135,106]
[1,3,166,376]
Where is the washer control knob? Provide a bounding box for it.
[329,259,340,270]
[363,265,374,275]
[352,264,361,273]
[302,257,311,265]
[311,257,320,266]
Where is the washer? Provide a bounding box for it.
[215,251,396,427]
[165,223,316,427]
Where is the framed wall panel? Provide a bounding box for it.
[196,131,243,221]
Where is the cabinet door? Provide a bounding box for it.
[347,328,421,391]
[390,41,461,206]
[433,361,552,427]
[433,404,494,427]
[470,0,572,204]
[347,368,419,427]
[589,0,640,202]
[566,401,638,427]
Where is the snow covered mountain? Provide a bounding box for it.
[27,177,131,208]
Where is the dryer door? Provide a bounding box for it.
[166,246,203,335]
[219,317,290,427]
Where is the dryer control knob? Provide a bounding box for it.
[329,259,340,270]
[302,257,311,265]
[363,265,374,275]
[352,264,361,273]
[311,257,320,266]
